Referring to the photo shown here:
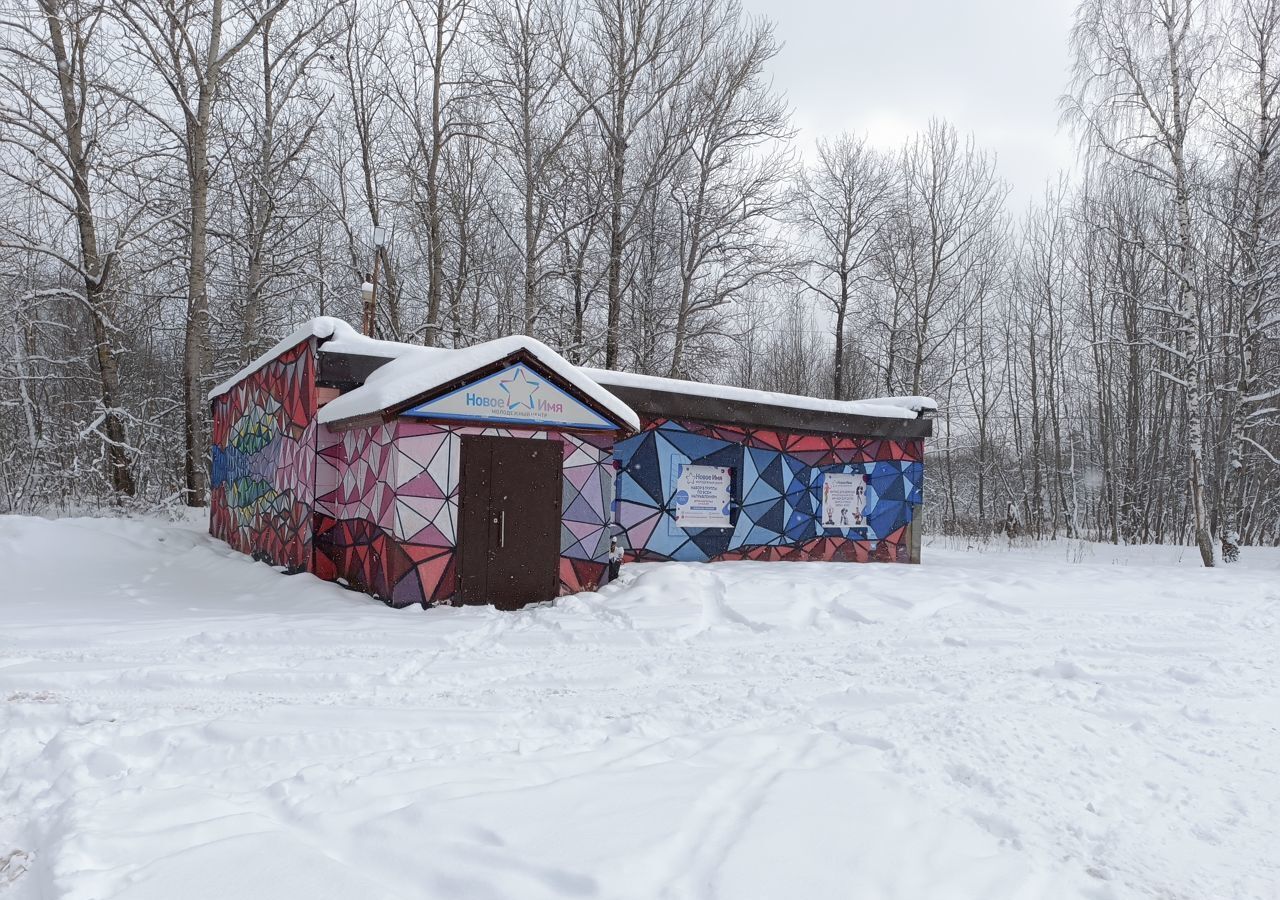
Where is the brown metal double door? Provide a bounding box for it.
[457,434,562,609]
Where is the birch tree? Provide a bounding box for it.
[1068,0,1217,565]
[323,0,400,337]
[1212,0,1280,560]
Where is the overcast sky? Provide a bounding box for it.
[744,0,1081,209]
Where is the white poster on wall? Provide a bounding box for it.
[822,472,868,530]
[673,463,732,528]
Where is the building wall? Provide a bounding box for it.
[313,420,614,607]
[612,417,924,564]
[209,339,318,571]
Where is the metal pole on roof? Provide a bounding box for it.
[361,223,388,336]
[360,275,374,334]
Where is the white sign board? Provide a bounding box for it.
[404,362,616,429]
[821,472,868,530]
[673,463,732,528]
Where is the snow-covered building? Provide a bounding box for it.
[209,318,934,610]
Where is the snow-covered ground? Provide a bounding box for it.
[2,516,1278,900]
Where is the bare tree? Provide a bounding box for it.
[561,0,712,367]
[2,0,1278,554]
[878,120,1007,398]
[117,0,290,505]
[394,0,472,346]
[477,0,588,336]
[322,0,401,337]
[790,133,891,399]
[1211,0,1280,560]
[550,130,610,360]
[1068,0,1217,565]
[0,0,148,496]
[665,13,791,378]
[1011,181,1076,537]
[222,0,342,361]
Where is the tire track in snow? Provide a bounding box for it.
[617,733,816,900]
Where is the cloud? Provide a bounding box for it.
[746,0,1080,203]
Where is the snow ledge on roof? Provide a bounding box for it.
[852,395,938,415]
[208,317,359,401]
[580,369,936,420]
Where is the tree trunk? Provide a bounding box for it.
[184,121,212,506]
[1169,53,1214,564]
[832,277,848,400]
[180,0,231,508]
[522,94,538,333]
[41,0,136,498]
[241,25,275,363]
[605,124,626,368]
[424,9,446,346]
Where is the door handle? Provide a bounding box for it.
[500,509,506,548]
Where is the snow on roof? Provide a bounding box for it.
[319,328,435,361]
[210,316,931,428]
[317,334,641,430]
[209,316,358,400]
[580,368,936,420]
[855,395,938,415]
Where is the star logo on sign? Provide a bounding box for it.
[499,368,540,410]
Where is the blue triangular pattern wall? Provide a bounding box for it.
[611,419,925,564]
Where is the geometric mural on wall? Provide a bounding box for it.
[312,421,431,606]
[313,420,615,609]
[209,339,317,571]
[213,339,926,607]
[558,432,614,591]
[612,417,924,565]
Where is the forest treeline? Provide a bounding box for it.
[1,0,1277,561]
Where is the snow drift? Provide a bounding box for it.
[1,515,1277,899]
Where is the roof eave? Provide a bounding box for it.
[604,383,934,440]
[320,348,638,435]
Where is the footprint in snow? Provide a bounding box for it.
[679,569,770,635]
[1033,659,1091,680]
[946,762,1002,797]
[1166,666,1203,684]
[0,850,31,888]
[699,592,769,633]
[963,589,1027,615]
[788,598,875,630]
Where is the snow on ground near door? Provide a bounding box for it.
[1,517,1278,900]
